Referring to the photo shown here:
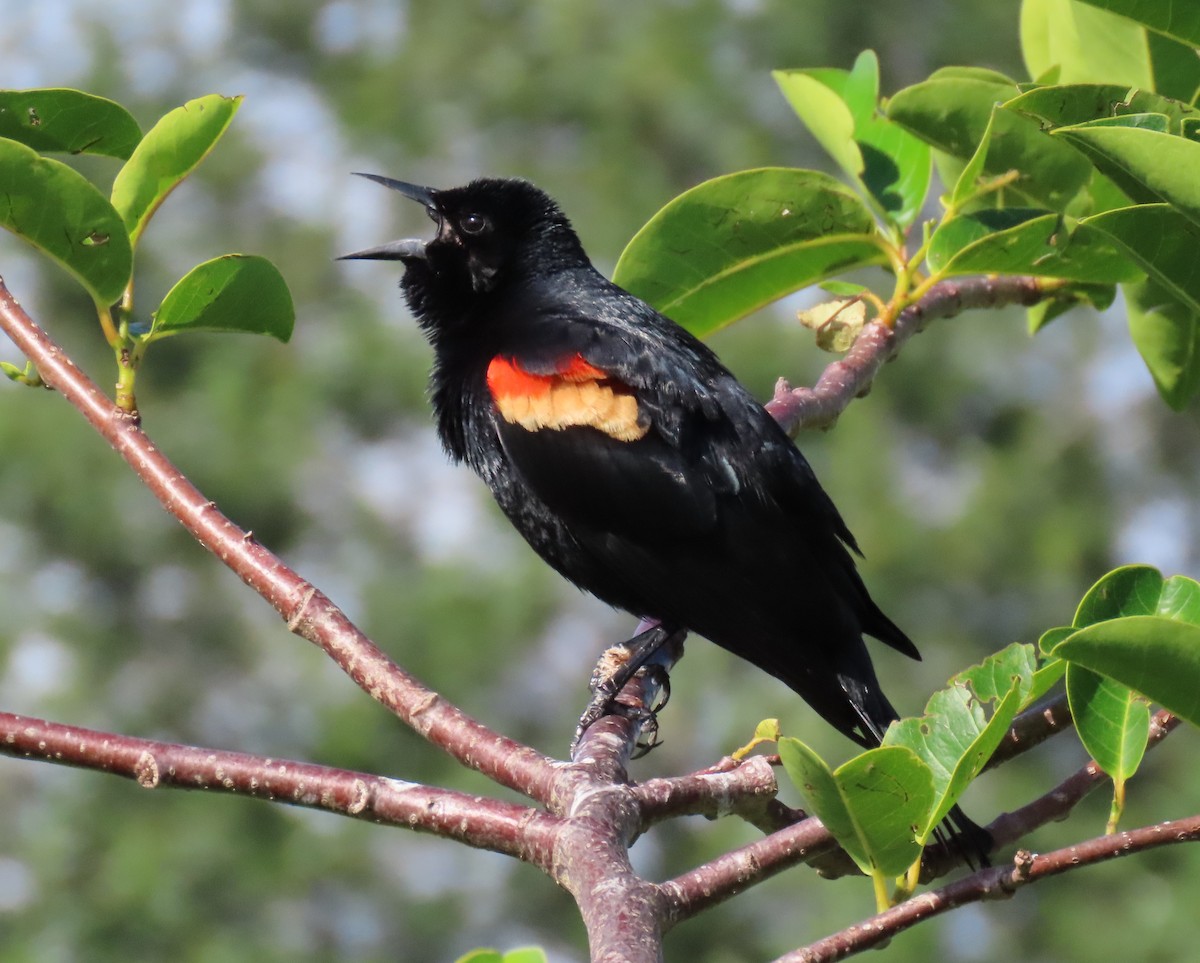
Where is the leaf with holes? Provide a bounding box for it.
[111,94,242,247]
[778,739,933,877]
[884,642,1034,839]
[0,88,142,159]
[0,137,131,305]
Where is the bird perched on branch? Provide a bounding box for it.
[342,175,989,859]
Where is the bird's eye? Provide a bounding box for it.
[459,212,490,235]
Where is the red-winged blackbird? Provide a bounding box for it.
[343,175,989,860]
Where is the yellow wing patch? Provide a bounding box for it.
[487,355,648,442]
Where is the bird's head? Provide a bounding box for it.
[340,175,588,296]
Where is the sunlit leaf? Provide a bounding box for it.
[612,168,886,337]
[778,739,932,877]
[150,254,294,343]
[887,69,1092,210]
[0,137,131,305]
[1075,0,1200,49]
[1053,615,1200,727]
[884,642,1034,838]
[0,88,141,159]
[927,209,1141,281]
[1067,663,1150,782]
[1054,117,1200,229]
[111,94,242,247]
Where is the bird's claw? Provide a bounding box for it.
[571,663,672,757]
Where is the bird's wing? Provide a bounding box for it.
[484,339,728,541]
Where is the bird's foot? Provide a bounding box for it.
[571,626,679,756]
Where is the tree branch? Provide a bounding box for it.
[0,711,559,866]
[0,278,558,805]
[779,812,1200,963]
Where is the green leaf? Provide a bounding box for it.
[0,137,132,305]
[1026,282,1117,334]
[1075,0,1200,49]
[0,88,142,159]
[887,70,1092,210]
[774,54,931,229]
[1066,663,1150,781]
[949,106,997,208]
[927,209,1141,281]
[111,94,242,248]
[884,643,1034,838]
[150,255,294,343]
[1073,563,1168,625]
[1039,624,1077,656]
[612,168,886,338]
[773,70,862,184]
[778,739,932,877]
[1126,277,1200,409]
[1084,206,1200,315]
[1053,615,1200,727]
[500,949,549,963]
[1054,119,1200,229]
[1006,84,1200,136]
[1053,568,1200,728]
[1027,655,1068,703]
[1022,0,1156,88]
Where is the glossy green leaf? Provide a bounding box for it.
[1053,615,1200,727]
[928,209,1141,281]
[151,254,294,342]
[778,739,932,877]
[884,642,1034,838]
[111,94,242,247]
[1067,663,1150,780]
[455,950,547,963]
[775,53,931,228]
[949,106,996,208]
[1022,0,1156,88]
[612,168,886,337]
[887,70,1092,210]
[1075,0,1200,49]
[1039,624,1077,656]
[1073,564,1171,625]
[1054,119,1200,229]
[1083,204,1200,407]
[1125,280,1200,408]
[0,137,131,305]
[773,70,861,183]
[1006,84,1200,135]
[1027,654,1069,703]
[0,88,142,159]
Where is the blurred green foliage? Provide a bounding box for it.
[1,2,1199,962]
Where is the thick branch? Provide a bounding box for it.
[0,712,559,867]
[0,278,557,805]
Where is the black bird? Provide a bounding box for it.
[343,175,989,858]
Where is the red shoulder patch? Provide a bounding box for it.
[486,354,647,442]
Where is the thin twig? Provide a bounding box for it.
[768,276,1047,434]
[778,812,1200,962]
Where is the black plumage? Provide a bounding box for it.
[343,175,988,858]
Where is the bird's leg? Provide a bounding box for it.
[572,621,685,754]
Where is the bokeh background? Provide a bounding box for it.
[1,2,1198,961]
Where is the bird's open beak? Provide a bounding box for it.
[338,173,439,262]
